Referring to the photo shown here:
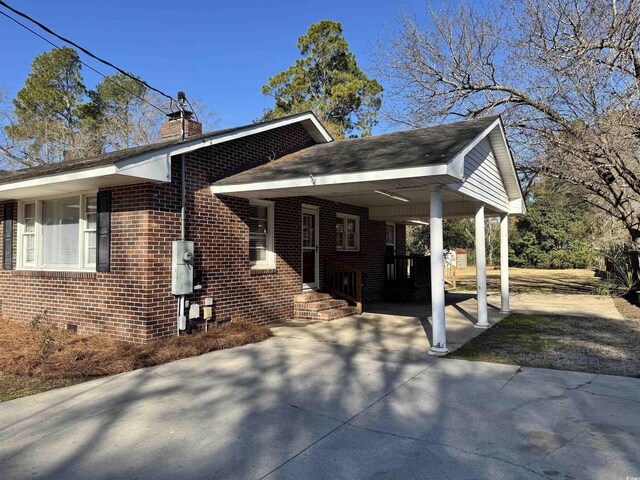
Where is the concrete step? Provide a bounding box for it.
[317,306,359,321]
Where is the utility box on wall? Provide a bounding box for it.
[172,241,194,295]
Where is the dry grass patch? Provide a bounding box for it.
[449,313,640,377]
[0,319,272,400]
[454,267,603,295]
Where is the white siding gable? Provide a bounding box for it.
[455,137,510,212]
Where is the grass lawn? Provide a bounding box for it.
[449,312,640,378]
[0,319,272,402]
[0,374,82,403]
[454,267,603,295]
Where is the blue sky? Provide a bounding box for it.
[0,0,432,133]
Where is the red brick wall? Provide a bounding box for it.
[0,186,154,342]
[396,224,407,255]
[0,122,395,341]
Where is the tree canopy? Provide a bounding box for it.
[4,47,86,165]
[510,181,597,269]
[1,47,216,169]
[376,0,640,261]
[262,20,383,139]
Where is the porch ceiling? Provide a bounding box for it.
[218,175,504,222]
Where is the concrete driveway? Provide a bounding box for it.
[1,333,639,479]
[271,292,622,355]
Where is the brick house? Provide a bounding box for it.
[0,112,524,352]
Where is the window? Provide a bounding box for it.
[386,223,396,255]
[336,213,360,251]
[386,223,396,246]
[84,196,97,266]
[18,193,97,270]
[22,203,36,266]
[248,200,274,267]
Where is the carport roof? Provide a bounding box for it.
[213,116,499,186]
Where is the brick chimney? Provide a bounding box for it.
[160,110,203,140]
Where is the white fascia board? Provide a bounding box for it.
[488,121,525,205]
[0,165,118,194]
[115,152,171,182]
[447,118,501,181]
[210,163,451,195]
[509,197,527,215]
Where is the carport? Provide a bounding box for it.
[211,115,526,355]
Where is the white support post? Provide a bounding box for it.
[475,204,490,329]
[429,187,448,356]
[500,214,510,314]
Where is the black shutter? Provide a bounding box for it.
[96,191,112,272]
[3,203,13,270]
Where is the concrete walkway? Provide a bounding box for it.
[1,331,638,479]
[273,292,622,354]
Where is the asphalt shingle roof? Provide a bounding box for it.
[0,113,318,185]
[214,116,499,186]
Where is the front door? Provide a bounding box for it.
[302,206,319,289]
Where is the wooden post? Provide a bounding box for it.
[356,269,363,314]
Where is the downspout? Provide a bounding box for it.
[177,152,187,336]
[175,93,189,335]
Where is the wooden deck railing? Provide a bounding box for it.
[444,259,457,289]
[324,256,363,314]
[385,255,456,289]
[385,255,430,287]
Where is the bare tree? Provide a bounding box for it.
[376,0,640,263]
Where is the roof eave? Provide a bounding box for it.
[0,112,332,199]
[211,162,454,198]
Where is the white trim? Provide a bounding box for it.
[83,195,97,269]
[492,121,526,214]
[301,205,320,290]
[0,166,117,194]
[336,212,360,252]
[248,199,275,269]
[17,201,36,268]
[212,163,453,196]
[16,191,98,272]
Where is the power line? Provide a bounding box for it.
[0,9,169,116]
[0,0,175,104]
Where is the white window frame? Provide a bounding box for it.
[248,199,275,269]
[17,191,98,272]
[336,213,360,252]
[21,201,37,267]
[386,222,396,254]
